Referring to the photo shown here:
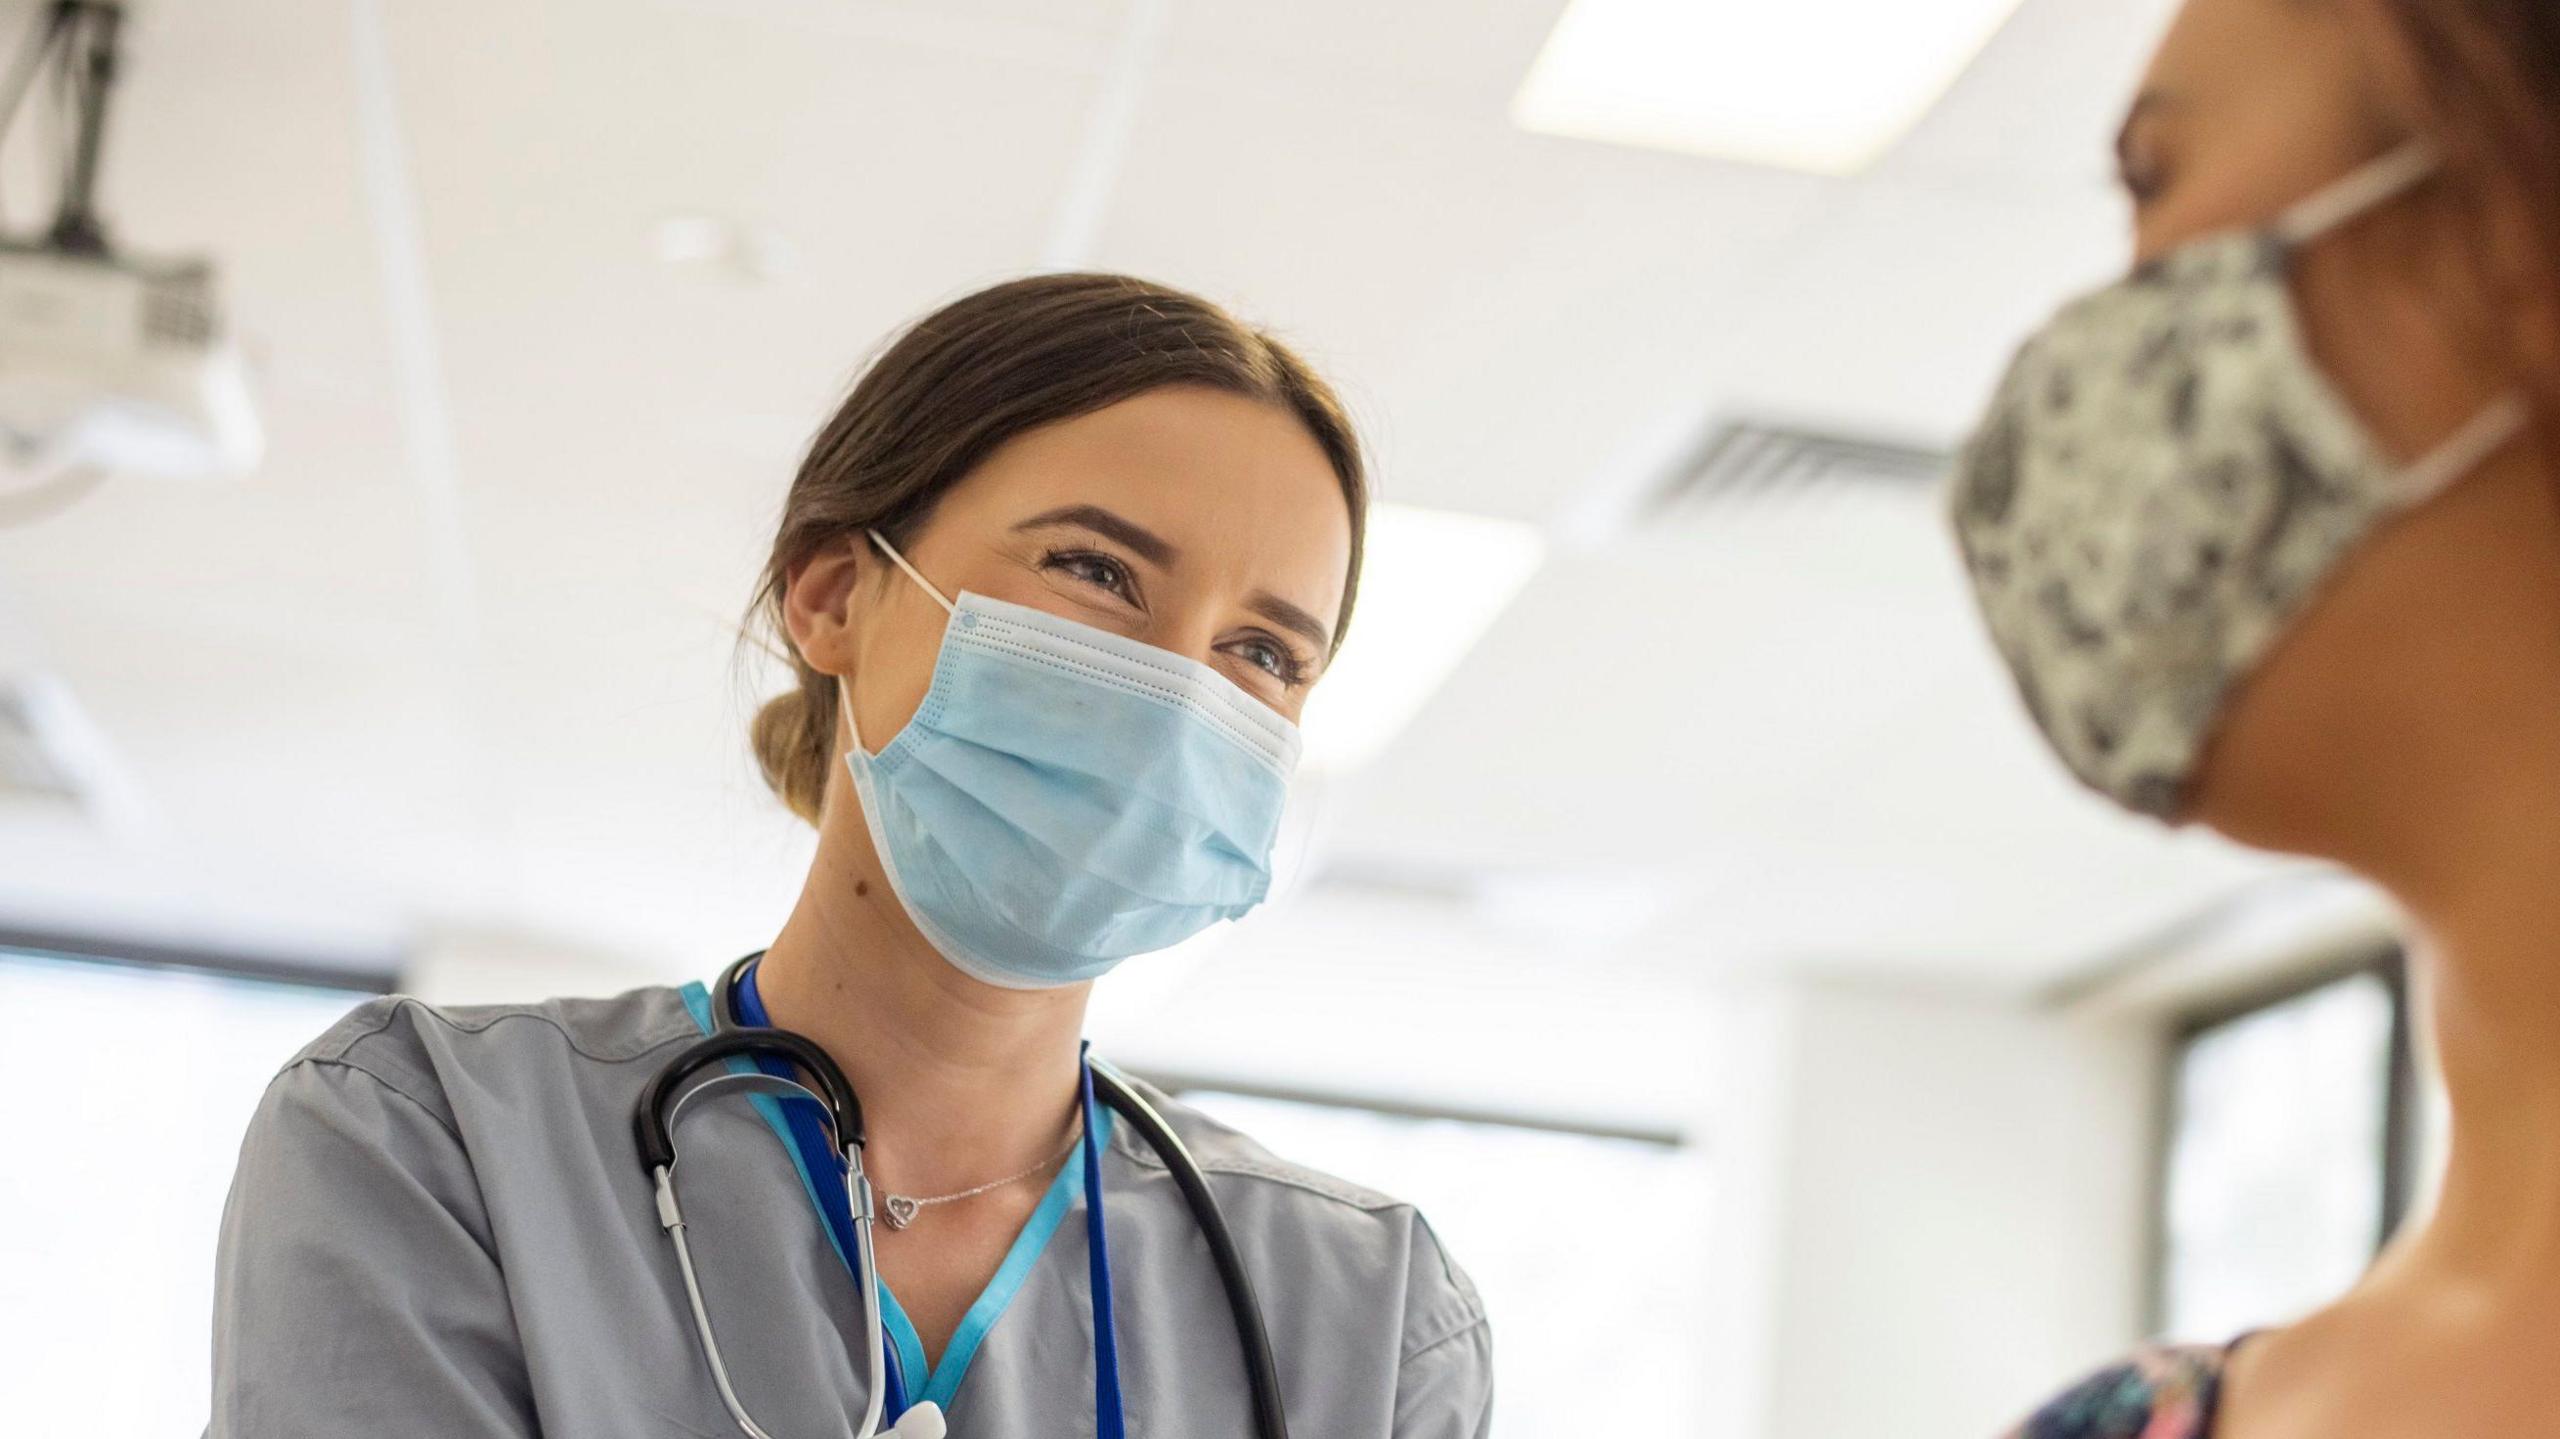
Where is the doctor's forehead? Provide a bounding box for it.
[938,389,1354,597]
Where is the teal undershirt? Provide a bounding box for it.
[676,980,1110,1412]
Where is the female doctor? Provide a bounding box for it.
[207,273,1492,1438]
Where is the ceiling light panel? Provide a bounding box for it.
[1512,0,2032,175]
[1301,505,1546,772]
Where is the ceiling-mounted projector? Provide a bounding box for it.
[0,238,260,484]
[0,1,261,492]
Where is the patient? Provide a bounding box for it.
[1943,1,2560,1436]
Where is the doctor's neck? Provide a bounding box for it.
[753,816,1091,1193]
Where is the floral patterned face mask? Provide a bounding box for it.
[1948,142,2529,820]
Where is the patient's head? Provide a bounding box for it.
[2106,0,2560,873]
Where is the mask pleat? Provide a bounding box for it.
[843,585,1292,985]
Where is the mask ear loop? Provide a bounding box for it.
[838,531,959,757]
[867,530,958,615]
[2274,140,2440,247]
[2265,143,2535,503]
[2402,394,2533,505]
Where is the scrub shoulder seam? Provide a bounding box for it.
[1399,1311,1490,1366]
[1410,1211,1484,1317]
[292,995,404,1069]
[294,1057,512,1267]
[298,1054,468,1147]
[1119,1137,1487,1338]
[1117,1141,1407,1214]
[285,999,445,1104]
[362,993,703,1066]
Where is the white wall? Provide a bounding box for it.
[405,927,672,1004]
[1712,979,2161,1439]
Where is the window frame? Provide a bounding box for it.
[2144,944,2418,1334]
[0,922,400,1437]
[1138,1066,1689,1149]
[0,921,400,995]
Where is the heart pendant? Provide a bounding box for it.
[883,1194,921,1230]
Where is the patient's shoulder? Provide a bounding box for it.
[2007,1343,2232,1439]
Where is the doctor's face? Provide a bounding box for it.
[807,384,1356,763]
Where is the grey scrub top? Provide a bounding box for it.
[206,983,1493,1438]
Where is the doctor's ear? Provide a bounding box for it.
[755,542,882,827]
[779,542,877,677]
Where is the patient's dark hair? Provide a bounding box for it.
[745,273,1368,825]
[2366,0,2560,407]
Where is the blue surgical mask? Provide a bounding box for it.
[840,531,1301,988]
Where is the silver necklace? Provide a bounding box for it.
[878,1119,1085,1230]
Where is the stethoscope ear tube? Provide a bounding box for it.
[1089,1061,1290,1439]
[634,1028,869,1172]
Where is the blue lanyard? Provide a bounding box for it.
[1076,1047,1126,1439]
[735,961,1124,1434]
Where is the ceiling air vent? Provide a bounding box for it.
[1646,418,1950,519]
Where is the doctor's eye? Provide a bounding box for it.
[1045,548,1140,604]
[1230,633,1310,688]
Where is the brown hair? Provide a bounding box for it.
[2366,0,2560,407]
[745,273,1369,825]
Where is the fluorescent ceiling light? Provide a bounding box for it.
[1511,0,2031,175]
[1300,504,1545,772]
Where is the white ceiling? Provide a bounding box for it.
[0,0,2296,1060]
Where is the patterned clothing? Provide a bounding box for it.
[2009,1344,2234,1439]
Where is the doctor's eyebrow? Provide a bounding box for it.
[1013,505,1180,567]
[1249,592,1333,654]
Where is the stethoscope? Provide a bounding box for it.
[635,955,1290,1439]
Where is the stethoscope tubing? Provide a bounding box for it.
[639,963,898,1437]
[1083,1061,1289,1439]
[636,955,1290,1439]
[646,1103,895,1438]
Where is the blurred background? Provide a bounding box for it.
[0,0,2441,1434]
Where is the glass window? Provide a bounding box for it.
[2158,968,2398,1340]
[1181,1089,1713,1437]
[0,947,379,1435]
